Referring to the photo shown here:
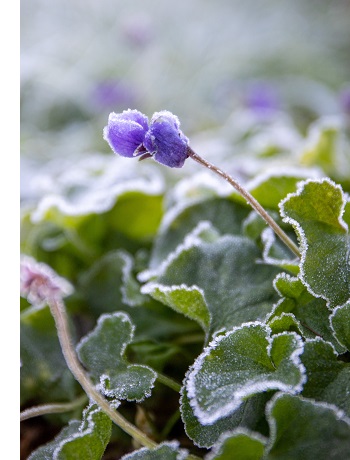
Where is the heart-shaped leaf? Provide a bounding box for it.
[77,312,157,402]
[186,322,305,424]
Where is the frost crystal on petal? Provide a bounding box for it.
[144,110,189,168]
[103,109,149,157]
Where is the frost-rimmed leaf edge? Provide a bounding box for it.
[329,302,350,350]
[77,311,157,402]
[138,221,217,282]
[204,427,267,460]
[186,321,306,425]
[279,177,350,308]
[264,391,350,455]
[120,440,188,460]
[141,282,211,333]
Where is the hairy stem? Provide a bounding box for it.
[187,147,301,259]
[48,298,157,449]
[20,394,87,422]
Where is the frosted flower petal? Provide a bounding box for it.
[143,110,189,168]
[103,109,149,157]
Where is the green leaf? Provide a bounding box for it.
[280,178,350,308]
[267,313,302,336]
[232,171,312,211]
[78,250,148,315]
[186,322,305,424]
[299,117,350,184]
[330,302,350,351]
[300,121,339,173]
[148,197,249,271]
[265,393,350,459]
[121,251,149,307]
[206,429,266,460]
[146,235,280,336]
[77,250,202,342]
[31,155,164,242]
[260,228,299,275]
[141,283,210,332]
[28,404,112,460]
[20,305,77,405]
[300,339,350,416]
[269,273,345,353]
[108,191,163,241]
[120,441,188,460]
[77,312,157,402]
[181,386,269,449]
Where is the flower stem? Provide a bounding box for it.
[156,372,182,393]
[187,147,301,259]
[20,394,88,422]
[48,298,157,449]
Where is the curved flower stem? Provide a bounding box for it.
[20,394,88,422]
[48,298,157,449]
[187,147,301,259]
[156,372,182,393]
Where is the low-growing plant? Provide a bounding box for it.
[21,109,350,459]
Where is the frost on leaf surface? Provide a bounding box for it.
[206,429,267,460]
[28,404,112,460]
[269,273,346,353]
[141,283,210,333]
[300,338,350,416]
[260,227,299,274]
[78,250,147,315]
[186,322,305,425]
[265,393,350,459]
[148,235,280,336]
[267,312,302,336]
[120,441,188,460]
[330,301,350,351]
[77,251,199,342]
[280,178,350,308]
[77,312,157,402]
[181,384,269,448]
[148,197,249,271]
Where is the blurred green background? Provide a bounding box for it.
[21,0,350,158]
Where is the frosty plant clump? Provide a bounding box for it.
[21,108,350,459]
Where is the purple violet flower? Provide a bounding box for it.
[103,109,189,168]
[144,111,189,168]
[103,109,149,158]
